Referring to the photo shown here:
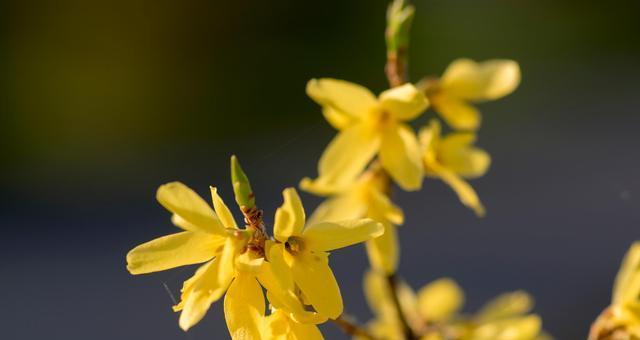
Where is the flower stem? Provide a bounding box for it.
[386,273,419,340]
[333,314,378,340]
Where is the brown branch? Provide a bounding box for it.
[386,274,419,340]
[385,47,408,87]
[333,314,378,340]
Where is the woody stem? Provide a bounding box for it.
[333,314,378,340]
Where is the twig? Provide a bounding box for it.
[386,274,419,340]
[333,314,378,340]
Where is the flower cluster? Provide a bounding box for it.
[125,1,549,339]
[127,157,383,338]
[590,242,640,340]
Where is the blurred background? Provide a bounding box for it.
[1,0,639,338]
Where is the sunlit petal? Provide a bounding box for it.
[441,59,521,101]
[224,274,265,340]
[303,219,384,252]
[379,83,429,121]
[210,187,238,229]
[274,188,306,242]
[157,182,225,235]
[379,124,423,191]
[306,78,377,118]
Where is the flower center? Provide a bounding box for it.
[365,107,394,132]
[285,237,304,254]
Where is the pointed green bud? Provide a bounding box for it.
[230,155,255,209]
[386,0,415,54]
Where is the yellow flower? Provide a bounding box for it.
[127,183,266,338]
[419,119,490,217]
[268,188,384,319]
[590,242,640,340]
[301,78,429,193]
[307,168,403,274]
[422,59,520,131]
[362,272,547,340]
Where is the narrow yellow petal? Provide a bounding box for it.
[179,257,234,331]
[322,106,356,130]
[438,133,491,178]
[417,278,464,322]
[274,188,306,242]
[430,163,485,217]
[303,219,384,252]
[288,316,324,340]
[306,192,368,226]
[291,251,343,319]
[379,83,429,121]
[224,274,265,340]
[218,236,241,284]
[126,231,221,275]
[157,182,225,235]
[306,78,377,118]
[440,58,521,101]
[173,260,214,312]
[210,187,238,229]
[312,123,381,193]
[379,124,423,191]
[613,242,640,304]
[365,221,399,274]
[472,315,541,340]
[476,291,534,323]
[432,94,481,131]
[368,188,404,225]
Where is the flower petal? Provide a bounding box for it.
[438,133,491,178]
[306,123,380,194]
[306,192,368,226]
[210,187,237,229]
[429,163,486,217]
[179,257,234,331]
[476,291,534,323]
[126,231,222,275]
[290,251,343,319]
[157,182,225,235]
[614,242,640,304]
[432,94,481,131]
[306,78,377,119]
[365,221,399,274]
[379,124,423,191]
[322,106,356,130]
[274,188,306,242]
[417,278,464,322]
[368,187,404,225]
[224,274,265,340]
[303,219,384,252]
[440,59,521,101]
[379,83,429,121]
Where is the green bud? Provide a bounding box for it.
[386,0,415,53]
[230,155,255,209]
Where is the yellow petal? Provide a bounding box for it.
[218,236,242,284]
[429,163,485,217]
[368,187,404,225]
[157,182,225,235]
[224,274,265,340]
[432,94,481,131]
[365,221,399,274]
[179,257,234,331]
[306,78,377,118]
[308,123,380,194]
[471,315,541,340]
[210,187,238,229]
[379,83,429,121]
[323,106,356,130]
[363,270,389,317]
[274,188,306,242]
[288,316,324,340]
[438,133,491,178]
[290,251,343,319]
[379,124,423,191]
[303,219,384,252]
[476,291,534,323]
[440,59,521,101]
[265,310,325,340]
[126,231,222,275]
[613,242,640,304]
[306,192,368,226]
[417,278,464,322]
[173,259,214,312]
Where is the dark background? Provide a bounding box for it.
[1,0,639,339]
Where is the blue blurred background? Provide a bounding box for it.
[1,0,639,339]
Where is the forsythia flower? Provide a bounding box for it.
[307,166,403,274]
[589,242,640,340]
[421,59,520,131]
[126,183,262,332]
[361,272,548,340]
[301,78,429,192]
[419,119,490,216]
[268,188,384,319]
